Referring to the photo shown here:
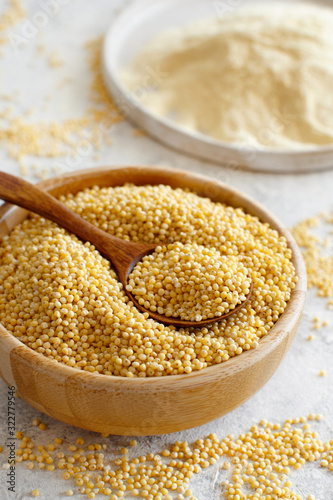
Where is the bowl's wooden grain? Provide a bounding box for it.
[0,166,307,435]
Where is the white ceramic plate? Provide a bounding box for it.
[102,0,333,172]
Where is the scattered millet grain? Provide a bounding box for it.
[0,0,25,46]
[293,212,333,303]
[9,413,333,499]
[128,242,251,321]
[0,38,123,174]
[0,114,89,165]
[0,185,297,377]
[31,490,40,497]
[48,51,64,68]
[312,317,329,332]
[86,37,124,126]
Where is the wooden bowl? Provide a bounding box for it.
[0,166,306,436]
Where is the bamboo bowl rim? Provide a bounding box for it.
[0,165,307,390]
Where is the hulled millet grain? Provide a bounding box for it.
[128,242,251,321]
[0,184,297,377]
[292,212,333,307]
[8,413,333,499]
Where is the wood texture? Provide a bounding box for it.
[0,166,307,435]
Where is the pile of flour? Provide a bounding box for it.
[122,3,333,149]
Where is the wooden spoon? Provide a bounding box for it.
[0,172,252,327]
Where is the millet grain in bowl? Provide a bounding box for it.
[0,184,297,377]
[127,242,251,321]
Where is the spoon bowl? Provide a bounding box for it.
[128,280,254,327]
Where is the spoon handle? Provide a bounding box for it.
[0,172,139,267]
[0,171,82,226]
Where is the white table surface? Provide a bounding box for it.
[0,1,333,499]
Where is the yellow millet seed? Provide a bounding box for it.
[8,413,332,500]
[31,490,40,497]
[0,185,297,377]
[293,212,333,302]
[128,242,251,321]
